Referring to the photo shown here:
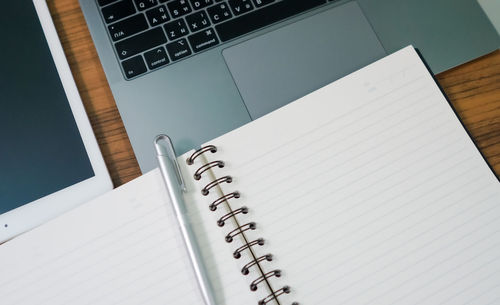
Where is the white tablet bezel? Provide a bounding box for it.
[0,0,113,243]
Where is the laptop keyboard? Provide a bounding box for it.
[98,0,329,79]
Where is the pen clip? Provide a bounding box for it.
[154,134,187,192]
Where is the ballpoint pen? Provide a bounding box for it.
[154,134,217,305]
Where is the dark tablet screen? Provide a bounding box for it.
[0,1,95,214]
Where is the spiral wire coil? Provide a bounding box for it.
[187,146,298,305]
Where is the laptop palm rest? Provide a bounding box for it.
[222,1,387,119]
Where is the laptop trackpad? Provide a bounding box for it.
[222,1,386,119]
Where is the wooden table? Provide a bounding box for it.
[47,0,500,188]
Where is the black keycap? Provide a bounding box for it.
[146,5,170,26]
[108,14,149,41]
[121,55,147,78]
[216,0,325,42]
[101,0,136,23]
[164,19,189,40]
[167,0,192,18]
[251,0,274,7]
[115,27,167,59]
[188,28,219,52]
[189,0,213,10]
[207,3,232,24]
[133,0,158,11]
[185,11,211,32]
[228,0,254,16]
[166,38,192,61]
[144,46,170,69]
[98,0,118,6]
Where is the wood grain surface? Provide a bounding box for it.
[46,0,500,187]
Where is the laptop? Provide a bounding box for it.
[79,0,500,172]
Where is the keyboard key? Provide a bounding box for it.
[228,0,254,16]
[164,19,189,40]
[144,46,170,69]
[188,28,219,52]
[146,5,170,26]
[216,0,325,42]
[251,0,274,8]
[185,11,211,32]
[167,0,193,18]
[166,38,192,61]
[108,14,149,41]
[189,0,213,10]
[121,55,147,78]
[133,0,158,11]
[207,3,232,24]
[101,0,136,23]
[115,27,167,59]
[98,0,118,6]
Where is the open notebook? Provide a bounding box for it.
[1,46,499,305]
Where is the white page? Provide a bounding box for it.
[188,47,500,305]
[0,169,251,305]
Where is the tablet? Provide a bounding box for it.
[0,0,112,242]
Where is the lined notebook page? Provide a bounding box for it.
[0,169,249,305]
[198,47,500,305]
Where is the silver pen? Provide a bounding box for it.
[154,135,217,305]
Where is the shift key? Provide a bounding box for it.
[115,28,167,59]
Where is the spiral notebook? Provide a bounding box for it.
[1,46,500,305]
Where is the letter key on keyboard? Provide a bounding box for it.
[228,0,254,16]
[145,5,171,26]
[186,11,211,32]
[189,0,214,10]
[207,3,232,24]
[133,0,158,11]
[168,0,193,18]
[164,19,190,40]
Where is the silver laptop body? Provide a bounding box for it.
[80,0,499,171]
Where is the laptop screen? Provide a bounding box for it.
[0,1,95,214]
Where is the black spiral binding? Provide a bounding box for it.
[209,191,240,211]
[187,146,298,305]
